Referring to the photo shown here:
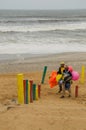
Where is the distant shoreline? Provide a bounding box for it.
[0,51,86,62]
[0,52,86,74]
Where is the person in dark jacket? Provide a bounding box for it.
[60,65,72,98]
[57,62,65,93]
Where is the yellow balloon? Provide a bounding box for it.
[56,74,62,82]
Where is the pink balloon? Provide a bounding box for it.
[72,71,79,81]
[68,66,73,72]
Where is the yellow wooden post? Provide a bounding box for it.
[17,74,24,104]
[80,65,85,84]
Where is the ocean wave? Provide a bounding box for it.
[0,16,86,24]
[0,18,85,24]
[0,22,86,33]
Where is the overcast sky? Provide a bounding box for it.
[0,0,86,10]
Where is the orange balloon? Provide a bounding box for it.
[50,71,57,77]
[49,71,58,88]
[50,82,58,88]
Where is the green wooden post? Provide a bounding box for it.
[33,84,36,100]
[26,80,28,104]
[23,80,26,104]
[41,66,47,84]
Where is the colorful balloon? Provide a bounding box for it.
[49,71,58,88]
[72,71,79,81]
[49,81,58,88]
[50,71,57,76]
[56,74,62,82]
[68,66,73,72]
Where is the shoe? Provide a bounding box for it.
[56,90,62,94]
[68,95,71,97]
[58,90,62,93]
[60,95,65,98]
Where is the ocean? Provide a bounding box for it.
[0,9,86,58]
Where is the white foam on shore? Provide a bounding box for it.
[0,22,86,32]
[0,42,86,55]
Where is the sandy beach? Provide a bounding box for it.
[0,52,86,130]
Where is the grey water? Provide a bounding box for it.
[0,9,86,60]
